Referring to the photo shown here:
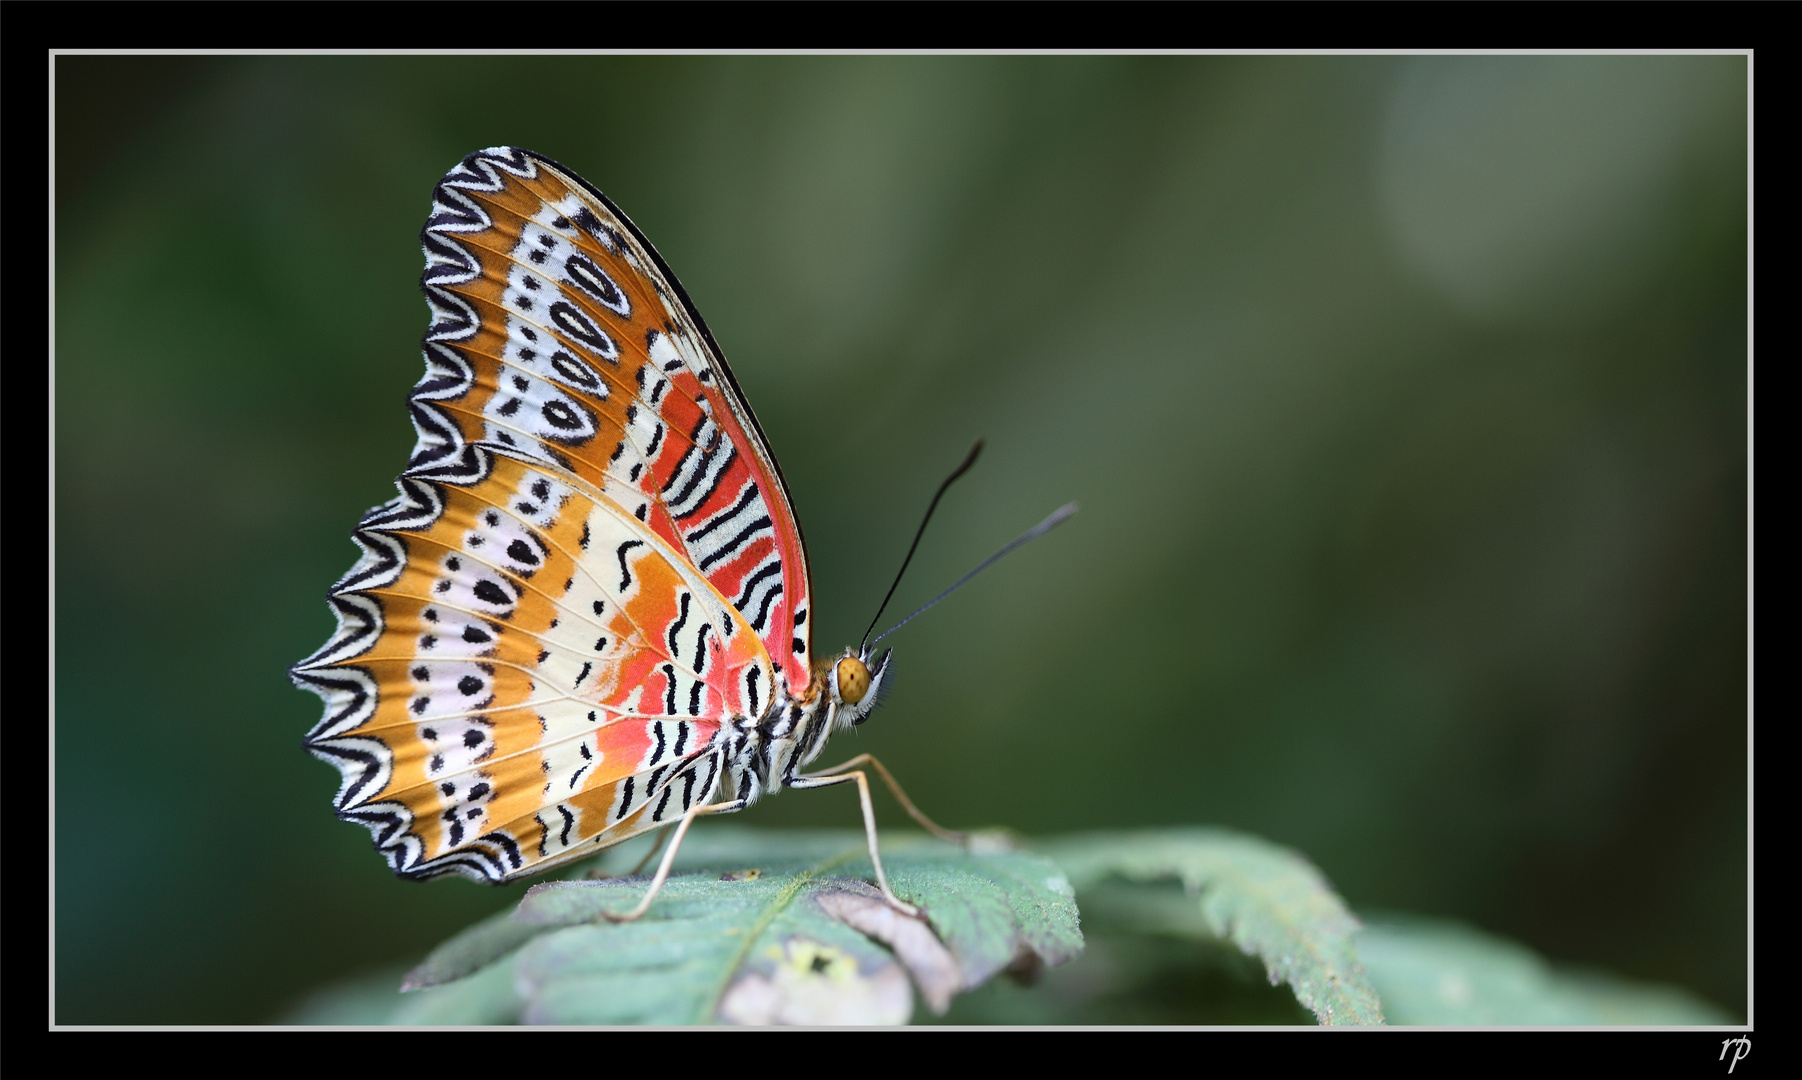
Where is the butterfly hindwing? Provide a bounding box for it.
[297,443,770,880]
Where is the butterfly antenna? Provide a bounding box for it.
[860,440,986,654]
[868,500,1078,650]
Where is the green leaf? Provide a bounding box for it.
[383,826,1081,1025]
[286,826,1735,1027]
[1041,828,1384,1025]
[397,907,544,991]
[942,929,1316,1025]
[281,965,412,1025]
[1356,914,1739,1025]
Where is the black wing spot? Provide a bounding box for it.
[565,254,630,315]
[696,515,772,572]
[751,583,784,633]
[616,540,644,592]
[693,622,712,671]
[666,592,691,656]
[541,399,586,432]
[550,301,618,360]
[735,562,781,614]
[550,349,602,391]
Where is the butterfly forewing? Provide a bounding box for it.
[295,148,809,881]
[415,148,811,687]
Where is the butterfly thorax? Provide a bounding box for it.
[715,648,890,808]
[714,690,826,808]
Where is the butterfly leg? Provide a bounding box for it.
[584,823,673,880]
[625,824,674,875]
[786,768,920,917]
[595,798,748,923]
[803,753,967,846]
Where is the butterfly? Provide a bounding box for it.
[293,147,1071,920]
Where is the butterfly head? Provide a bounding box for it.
[829,648,892,728]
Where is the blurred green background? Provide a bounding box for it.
[53,55,1747,1024]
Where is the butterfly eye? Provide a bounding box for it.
[834,656,871,705]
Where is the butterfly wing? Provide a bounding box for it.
[413,147,813,684]
[293,148,811,881]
